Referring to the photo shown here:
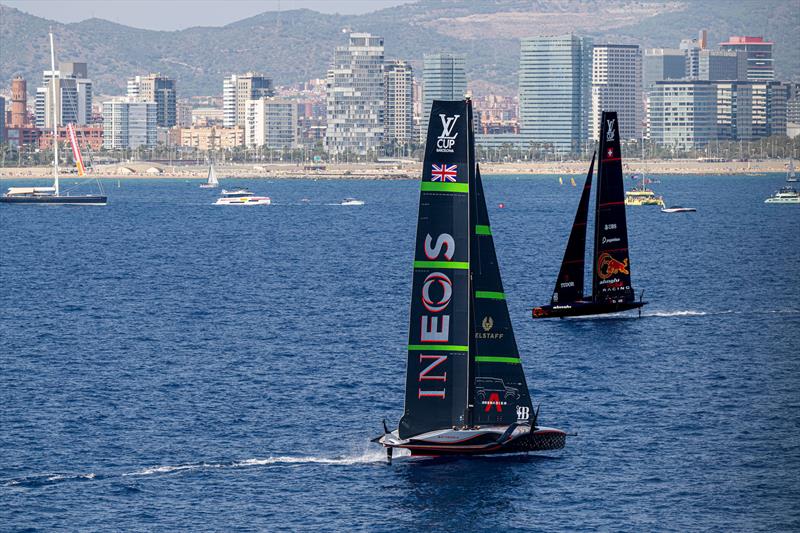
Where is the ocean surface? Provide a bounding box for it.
[1,173,798,531]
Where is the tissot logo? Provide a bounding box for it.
[606,118,616,142]
[436,114,460,153]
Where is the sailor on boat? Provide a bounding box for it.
[531,111,646,319]
[374,99,566,460]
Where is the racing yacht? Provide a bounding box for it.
[374,99,566,461]
[531,112,646,319]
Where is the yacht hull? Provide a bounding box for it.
[532,300,645,318]
[0,195,107,205]
[380,426,566,457]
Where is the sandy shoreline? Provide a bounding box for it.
[0,159,788,180]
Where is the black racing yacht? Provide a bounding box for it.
[532,111,645,319]
[374,99,566,460]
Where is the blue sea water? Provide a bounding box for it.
[1,174,798,531]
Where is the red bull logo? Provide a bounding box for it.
[597,252,629,280]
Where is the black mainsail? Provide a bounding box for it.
[550,153,595,306]
[531,110,645,319]
[386,99,566,455]
[593,111,635,304]
[400,100,471,439]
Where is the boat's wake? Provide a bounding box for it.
[567,308,800,321]
[2,448,397,489]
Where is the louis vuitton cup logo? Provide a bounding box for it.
[436,114,460,153]
[605,118,616,142]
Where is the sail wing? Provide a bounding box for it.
[593,111,635,304]
[551,153,594,305]
[470,163,534,427]
[66,124,86,176]
[399,100,471,439]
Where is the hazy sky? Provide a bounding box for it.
[3,0,417,30]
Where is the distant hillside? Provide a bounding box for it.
[1,0,797,97]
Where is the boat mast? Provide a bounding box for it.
[49,30,59,195]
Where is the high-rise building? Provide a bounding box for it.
[0,96,5,143]
[591,44,642,141]
[679,30,708,79]
[787,83,800,137]
[698,50,747,81]
[648,80,717,150]
[384,60,414,147]
[519,34,592,154]
[102,97,157,149]
[325,33,385,155]
[720,36,774,81]
[420,53,467,141]
[128,74,177,127]
[643,49,686,89]
[34,65,92,128]
[10,77,29,127]
[716,81,788,140]
[245,97,298,149]
[223,73,274,128]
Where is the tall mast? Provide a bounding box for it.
[49,30,59,195]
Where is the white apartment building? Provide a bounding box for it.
[245,97,299,149]
[591,44,643,141]
[102,97,157,149]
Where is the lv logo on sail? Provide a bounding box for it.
[436,114,460,153]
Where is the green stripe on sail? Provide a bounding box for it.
[474,356,521,364]
[475,225,492,235]
[408,344,469,352]
[475,291,505,300]
[414,260,469,269]
[421,182,469,193]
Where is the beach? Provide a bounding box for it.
[0,158,787,180]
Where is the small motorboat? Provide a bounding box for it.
[764,186,800,204]
[340,198,365,206]
[214,189,271,206]
[661,206,696,213]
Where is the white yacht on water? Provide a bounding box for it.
[200,164,220,189]
[764,186,800,204]
[214,189,271,205]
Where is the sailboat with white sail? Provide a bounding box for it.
[374,99,566,460]
[1,31,106,206]
[200,163,220,188]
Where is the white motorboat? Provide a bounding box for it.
[214,189,271,206]
[340,197,365,206]
[764,186,800,204]
[661,206,697,213]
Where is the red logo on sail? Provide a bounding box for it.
[597,252,629,280]
[484,392,503,412]
[431,163,458,182]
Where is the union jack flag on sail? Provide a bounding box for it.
[431,163,457,182]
